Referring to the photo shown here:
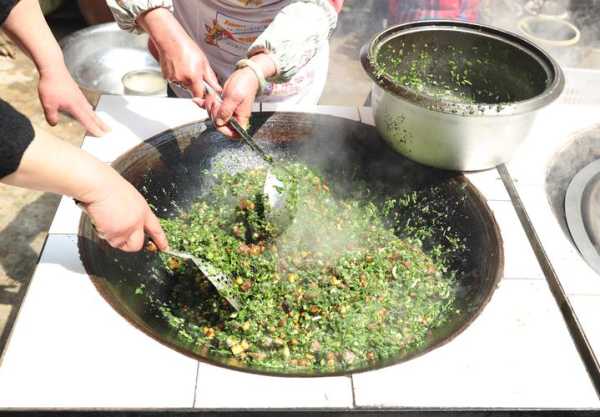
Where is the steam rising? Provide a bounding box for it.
[478,0,600,67]
[329,0,600,100]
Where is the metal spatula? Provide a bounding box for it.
[148,171,288,313]
[150,168,291,312]
[165,250,241,311]
[76,199,241,311]
[146,240,241,311]
[199,81,294,228]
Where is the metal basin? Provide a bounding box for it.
[546,124,600,274]
[360,20,564,171]
[78,112,504,376]
[60,22,165,105]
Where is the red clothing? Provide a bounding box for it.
[388,0,480,25]
[329,0,344,13]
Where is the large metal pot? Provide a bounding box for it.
[360,20,565,171]
[60,23,165,106]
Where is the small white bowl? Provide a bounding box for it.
[518,16,580,48]
[122,69,167,96]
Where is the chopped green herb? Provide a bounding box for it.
[152,163,461,372]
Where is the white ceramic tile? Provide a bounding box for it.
[0,235,198,408]
[507,103,600,187]
[194,364,353,408]
[10,100,600,409]
[464,170,509,202]
[82,95,209,162]
[559,68,600,106]
[48,196,82,235]
[570,295,600,364]
[352,279,599,408]
[515,184,600,295]
[487,201,543,279]
[260,103,359,121]
[358,106,374,126]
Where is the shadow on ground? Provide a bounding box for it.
[0,193,60,351]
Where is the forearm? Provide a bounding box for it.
[134,6,223,96]
[106,0,173,33]
[135,6,188,54]
[2,0,65,76]
[3,127,119,203]
[248,0,338,83]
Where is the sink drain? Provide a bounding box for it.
[565,159,600,275]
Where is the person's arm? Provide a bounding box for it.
[2,0,109,136]
[247,0,341,83]
[105,0,173,34]
[199,56,275,137]
[207,0,342,137]
[106,0,221,98]
[136,7,222,97]
[0,101,167,252]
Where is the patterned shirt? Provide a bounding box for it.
[107,0,338,83]
[387,0,480,25]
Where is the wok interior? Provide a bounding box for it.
[376,28,550,104]
[78,112,503,376]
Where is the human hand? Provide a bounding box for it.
[38,66,109,137]
[197,67,259,138]
[140,8,221,98]
[79,173,168,252]
[155,36,222,98]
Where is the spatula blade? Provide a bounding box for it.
[165,249,241,311]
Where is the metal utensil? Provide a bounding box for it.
[146,241,241,311]
[564,159,600,276]
[200,81,274,165]
[199,81,293,226]
[60,22,164,105]
[78,112,504,376]
[75,199,241,310]
[360,20,564,171]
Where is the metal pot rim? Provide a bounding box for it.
[518,16,581,47]
[360,20,565,117]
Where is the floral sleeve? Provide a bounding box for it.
[247,0,338,83]
[106,0,174,33]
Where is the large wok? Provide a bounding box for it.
[78,112,503,376]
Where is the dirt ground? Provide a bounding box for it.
[0,3,377,353]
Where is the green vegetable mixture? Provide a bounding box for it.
[155,163,460,372]
[375,41,511,105]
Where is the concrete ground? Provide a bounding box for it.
[0,2,377,354]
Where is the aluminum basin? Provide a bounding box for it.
[360,20,565,171]
[60,22,164,104]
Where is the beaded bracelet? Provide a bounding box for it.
[235,58,268,96]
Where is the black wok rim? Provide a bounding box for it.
[78,113,505,377]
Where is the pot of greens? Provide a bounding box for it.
[78,112,503,376]
[360,20,564,171]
